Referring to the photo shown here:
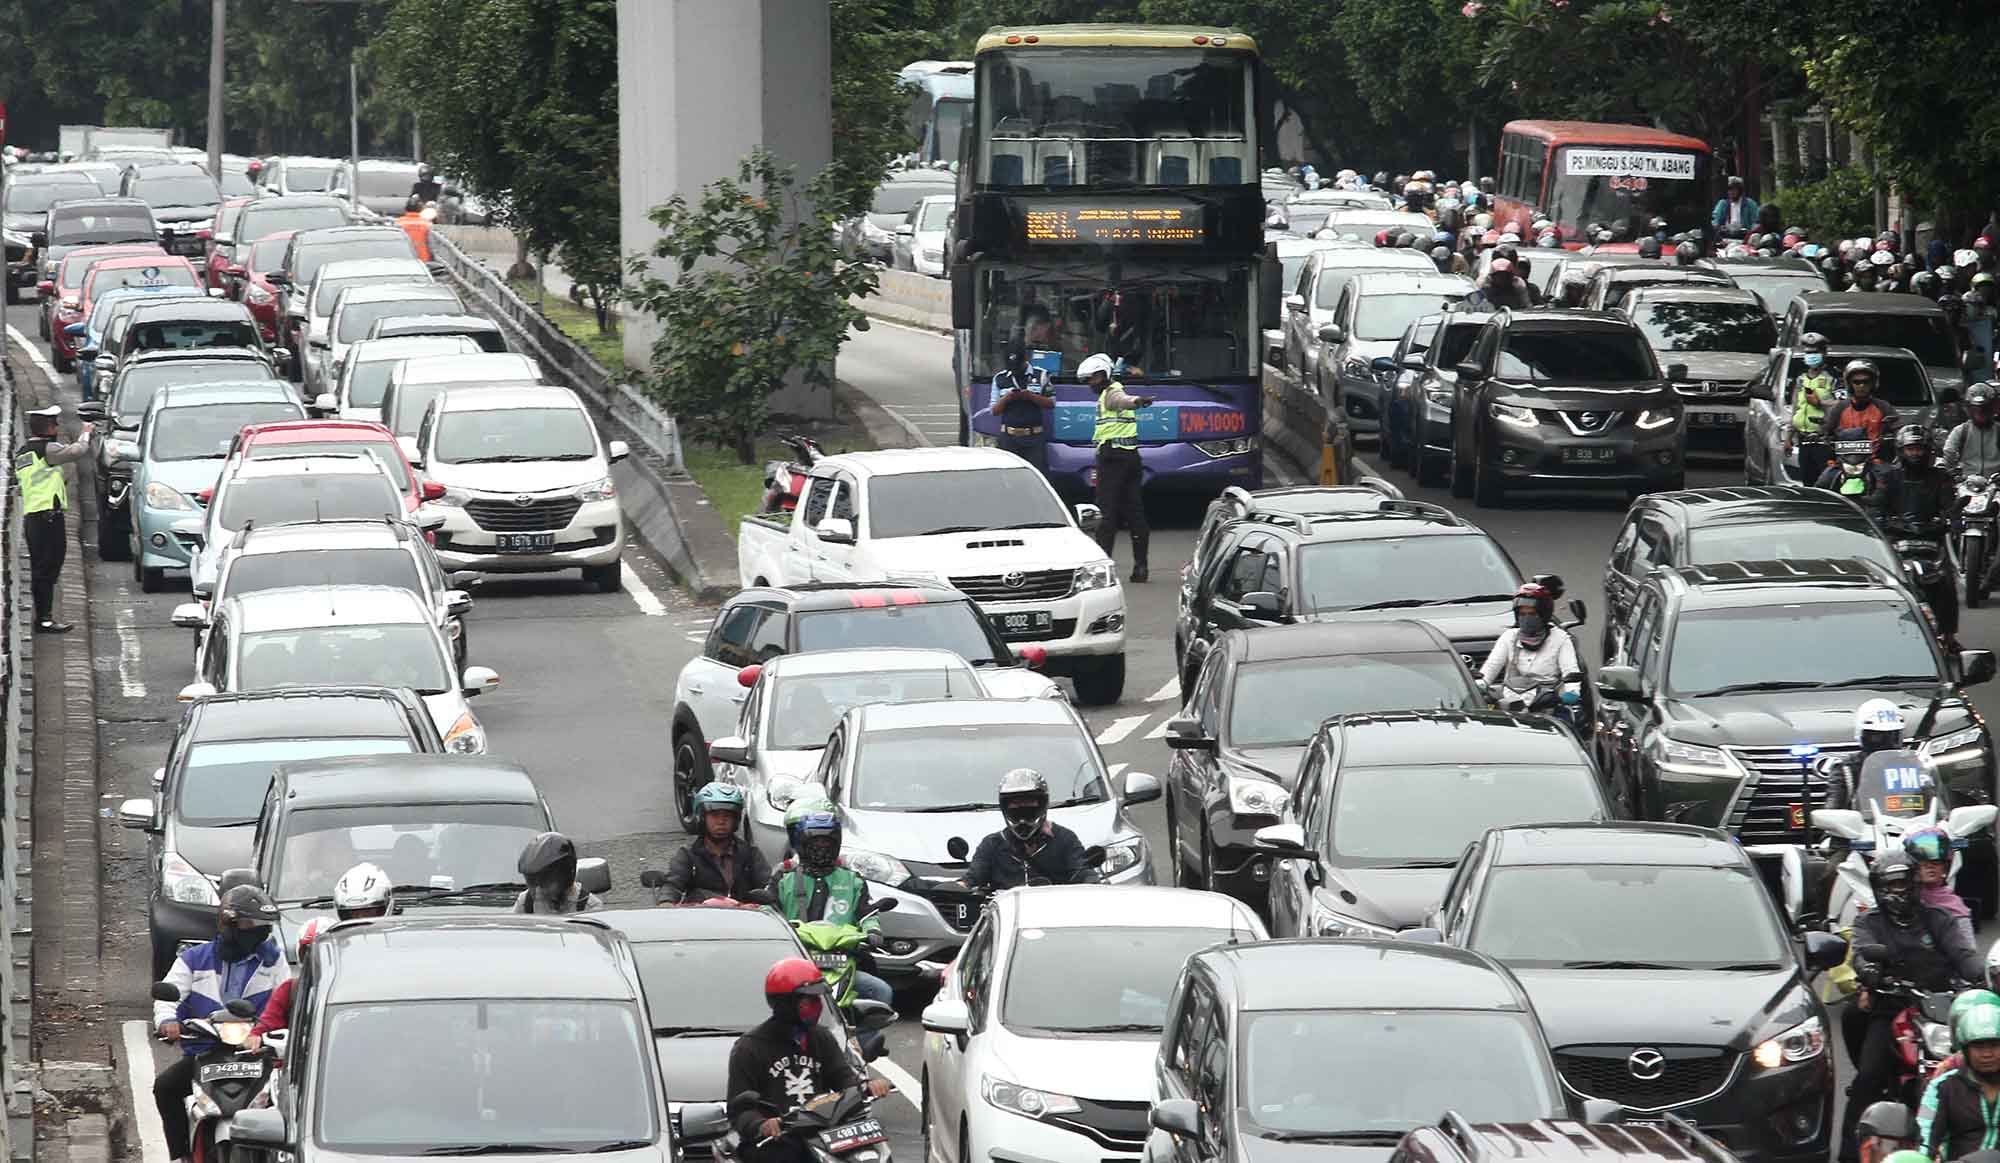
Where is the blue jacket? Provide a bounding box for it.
[153,936,290,1056]
[1712,195,1759,230]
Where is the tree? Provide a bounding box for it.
[626,150,879,464]
[826,0,958,219]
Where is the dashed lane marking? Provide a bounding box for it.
[873,1055,923,1112]
[1094,714,1147,747]
[115,607,146,698]
[620,564,668,616]
[122,1020,169,1163]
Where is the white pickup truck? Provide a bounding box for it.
[737,447,1129,704]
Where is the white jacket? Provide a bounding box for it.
[1480,626,1582,699]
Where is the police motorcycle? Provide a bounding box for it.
[150,981,282,1163]
[1808,749,1999,935]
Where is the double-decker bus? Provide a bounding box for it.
[950,25,1269,496]
[898,61,974,167]
[1490,120,1714,250]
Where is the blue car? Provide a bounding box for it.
[124,382,306,592]
[67,285,205,401]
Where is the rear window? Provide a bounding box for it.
[356,169,418,197]
[5,181,102,214]
[1629,300,1776,354]
[871,182,952,216]
[127,317,259,353]
[237,204,348,243]
[296,236,417,285]
[1785,356,1933,407]
[93,264,199,297]
[1804,311,1959,369]
[338,298,458,343]
[217,471,402,531]
[49,205,157,246]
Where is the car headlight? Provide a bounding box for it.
[429,487,472,508]
[442,712,485,754]
[1073,560,1117,592]
[1636,409,1678,430]
[162,850,220,906]
[145,481,196,511]
[1227,778,1288,817]
[982,1074,1081,1120]
[1313,907,1396,938]
[1490,401,1538,428]
[1648,735,1740,777]
[766,776,810,811]
[245,284,273,305]
[1752,1016,1825,1068]
[1344,358,1369,378]
[574,477,616,503]
[1100,837,1144,877]
[1921,726,1987,766]
[842,848,911,886]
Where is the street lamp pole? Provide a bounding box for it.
[349,55,360,213]
[207,0,226,179]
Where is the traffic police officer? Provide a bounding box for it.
[1080,352,1153,582]
[989,344,1053,474]
[18,405,92,633]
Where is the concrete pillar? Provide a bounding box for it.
[617,0,834,417]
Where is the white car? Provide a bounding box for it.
[322,281,464,396]
[184,453,416,597]
[380,351,542,461]
[319,334,479,423]
[893,193,953,277]
[414,383,628,590]
[179,584,499,754]
[920,887,1267,1163]
[299,258,433,391]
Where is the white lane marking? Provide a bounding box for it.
[1107,762,1127,779]
[1145,717,1171,740]
[6,324,59,383]
[873,1054,923,1112]
[620,565,668,616]
[1094,714,1147,747]
[115,607,147,698]
[1145,678,1179,703]
[122,1020,170,1163]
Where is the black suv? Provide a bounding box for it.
[1384,310,1493,486]
[1164,622,1484,906]
[1259,711,1610,939]
[1591,558,1997,902]
[1175,493,1528,695]
[1393,1111,1734,1163]
[1600,486,1898,659]
[1447,310,1685,505]
[1426,823,1848,1163]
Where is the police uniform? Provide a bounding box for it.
[1093,377,1149,578]
[17,407,91,631]
[989,366,1053,473]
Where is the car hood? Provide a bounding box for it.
[1659,687,1951,748]
[845,799,1122,865]
[1343,339,1399,362]
[1670,352,1766,383]
[142,457,228,497]
[653,1034,735,1103]
[1226,745,1310,790]
[1509,965,1801,1049]
[973,667,1064,700]
[1308,600,1512,649]
[866,528,1104,574]
[171,821,257,880]
[1233,1136,1398,1163]
[1315,865,1454,930]
[987,1032,1158,1102]
[426,459,608,494]
[1489,382,1679,408]
[306,1143,668,1163]
[155,207,216,227]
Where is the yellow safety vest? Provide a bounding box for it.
[1093,384,1139,450]
[15,443,66,515]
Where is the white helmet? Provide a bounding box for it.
[1077,353,1117,380]
[1854,698,1907,751]
[332,862,394,919]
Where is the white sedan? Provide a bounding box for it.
[919,886,1267,1163]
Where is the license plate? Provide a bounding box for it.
[199,1060,264,1082]
[1561,446,1616,463]
[1790,803,1806,829]
[809,951,847,970]
[495,532,555,552]
[951,901,974,930]
[823,1119,886,1152]
[989,610,1053,640]
[1690,411,1741,427]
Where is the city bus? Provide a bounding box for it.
[950,25,1269,496]
[1490,120,1714,250]
[898,61,974,167]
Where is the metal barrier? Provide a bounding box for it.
[0,357,29,1161]
[428,230,684,473]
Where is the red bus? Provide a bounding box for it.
[1490,120,1713,250]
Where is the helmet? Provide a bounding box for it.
[1911,271,1938,297]
[1955,999,2000,1052]
[1430,245,1452,268]
[219,884,279,926]
[296,916,330,959]
[1957,990,2000,1025]
[332,862,393,919]
[1844,358,1879,390]
[1870,849,1921,923]
[1077,353,1116,381]
[694,781,746,819]
[1637,237,1661,260]
[1905,827,1951,864]
[1800,331,1828,353]
[1977,272,1998,290]
[405,194,425,213]
[518,830,579,895]
[1870,249,1894,267]
[998,767,1050,841]
[1855,697,1907,752]
[1895,423,1933,464]
[1856,1102,1917,1145]
[1536,231,1558,248]
[1970,382,1996,418]
[417,163,433,181]
[763,956,829,1023]
[1512,582,1555,646]
[1488,257,1515,280]
[1882,1153,1934,1163]
[216,868,262,895]
[795,810,842,875]
[1674,241,1700,266]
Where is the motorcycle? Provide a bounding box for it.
[149,982,282,1163]
[711,1086,889,1163]
[1808,750,2000,938]
[1956,473,2000,606]
[761,435,825,514]
[793,898,899,1061]
[1852,956,1963,1105]
[1480,670,1586,732]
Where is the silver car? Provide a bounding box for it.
[1280,244,1435,383]
[805,697,1160,978]
[1318,271,1472,434]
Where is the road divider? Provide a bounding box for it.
[852,268,951,334]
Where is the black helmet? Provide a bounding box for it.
[998,767,1050,841]
[1636,237,1661,260]
[1855,1101,1917,1145]
[405,194,425,213]
[1430,245,1452,270]
[518,830,578,895]
[1870,849,1921,923]
[1896,423,1933,463]
[1673,241,1701,266]
[1005,344,1028,371]
[417,163,433,181]
[216,868,262,895]
[219,883,278,926]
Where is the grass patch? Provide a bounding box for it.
[679,440,789,537]
[508,278,626,377]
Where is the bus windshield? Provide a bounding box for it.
[979,48,1252,187]
[975,262,1252,380]
[1544,146,1708,242]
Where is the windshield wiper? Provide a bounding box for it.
[1686,679,1827,697]
[1560,959,1680,970]
[1391,858,1461,868]
[1262,1131,1406,1144]
[1819,674,1937,689]
[422,1144,574,1156]
[907,801,992,813]
[581,1143,655,1154]
[911,524,987,536]
[1047,796,1106,809]
[396,881,526,905]
[655,1025,742,1038]
[991,521,1068,530]
[1707,962,1785,972]
[541,452,596,461]
[1344,593,1517,612]
[448,454,544,463]
[1059,1022,1160,1033]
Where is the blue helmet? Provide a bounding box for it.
[795,810,842,875]
[693,780,746,817]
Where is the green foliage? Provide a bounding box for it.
[1771,165,1874,244]
[827,0,957,219]
[625,151,879,464]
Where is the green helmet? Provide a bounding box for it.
[784,793,834,833]
[1884,1152,1933,1163]
[1953,1000,2000,1051]
[1952,990,2000,1025]
[693,781,746,816]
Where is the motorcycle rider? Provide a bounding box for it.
[1791,333,1839,481]
[1819,359,1902,448]
[1945,383,2000,479]
[1919,997,2000,1160]
[1824,699,1917,811]
[1465,257,1532,311]
[153,885,289,1163]
[512,830,603,914]
[1872,424,1961,648]
[1905,828,1976,946]
[767,810,896,1049]
[963,769,1100,890]
[409,162,442,204]
[1855,1102,1919,1163]
[1477,582,1582,710]
[658,781,774,903]
[247,863,394,1050]
[726,958,892,1163]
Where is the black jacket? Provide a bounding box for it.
[659,838,773,904]
[726,1017,859,1145]
[1852,904,1983,992]
[1871,461,1957,535]
[966,824,1099,890]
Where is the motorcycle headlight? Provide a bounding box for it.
[145,481,196,511]
[842,848,911,887]
[214,1018,253,1047]
[162,850,220,906]
[1072,560,1117,592]
[442,712,486,754]
[1752,1015,1825,1068]
[1490,401,1538,428]
[1099,837,1144,877]
[574,477,616,503]
[982,1074,1081,1120]
[1635,409,1678,430]
[1227,778,1288,817]
[1647,735,1740,777]
[1969,496,1992,515]
[1313,907,1397,938]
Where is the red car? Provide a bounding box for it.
[204,197,255,291]
[223,419,444,517]
[40,243,166,369]
[233,230,298,343]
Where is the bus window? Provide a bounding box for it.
[975,264,1254,382]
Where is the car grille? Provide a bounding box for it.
[1549,410,1627,436]
[465,496,582,532]
[1046,1099,1151,1151]
[1556,1046,1737,1111]
[949,568,1074,602]
[1723,742,1855,844]
[1674,380,1750,400]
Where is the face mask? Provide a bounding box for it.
[795,996,824,1027]
[219,925,269,959]
[1517,614,1548,642]
[1977,409,1994,427]
[1803,353,1824,368]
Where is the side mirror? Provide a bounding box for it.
[1073,502,1102,534]
[851,998,899,1031]
[896,225,917,237]
[448,570,482,588]
[444,589,473,616]
[312,392,337,414]
[709,736,753,767]
[411,506,448,533]
[1666,362,1690,382]
[1581,1100,1627,1125]
[460,665,501,696]
[1317,324,1345,345]
[946,836,971,861]
[77,346,97,360]
[1948,804,2000,838]
[76,401,106,421]
[1252,822,1313,856]
[422,480,450,502]
[1370,355,1396,373]
[816,516,856,545]
[111,444,138,464]
[1283,294,1305,314]
[170,602,208,629]
[206,286,225,299]
[607,439,629,464]
[229,1109,288,1149]
[921,996,969,1035]
[152,766,166,786]
[1748,380,1776,403]
[265,271,288,286]
[259,1028,289,1058]
[638,869,669,889]
[1959,649,1997,687]
[1150,1099,1201,1140]
[1595,665,1643,701]
[1241,591,1284,621]
[1808,808,1866,840]
[1802,931,1849,974]
[1563,597,1587,629]
[1400,352,1426,369]
[117,798,156,831]
[1164,715,1215,751]
[1456,360,1484,380]
[737,664,762,688]
[63,322,84,337]
[177,681,217,703]
[1123,770,1162,805]
[575,857,611,895]
[679,1103,731,1141]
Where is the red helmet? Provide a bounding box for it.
[1512,581,1555,620]
[765,957,828,1000]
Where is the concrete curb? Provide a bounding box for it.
[852,267,952,335]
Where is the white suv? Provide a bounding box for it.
[414,384,629,591]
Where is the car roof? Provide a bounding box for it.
[335,283,457,308]
[1712,256,1819,275]
[594,905,800,944]
[763,647,976,678]
[187,687,422,742]
[233,519,409,554]
[319,916,635,1004]
[1348,272,1475,295]
[1318,247,1434,268]
[1603,266,1732,284]
[435,384,579,412]
[371,314,501,335]
[125,351,269,370]
[1227,619,1456,662]
[1623,285,1765,308]
[124,299,255,322]
[1637,484,1874,528]
[1798,290,1945,316]
[1503,309,1641,333]
[293,224,407,247]
[241,194,347,211]
[226,453,394,480]
[740,580,968,612]
[228,583,431,632]
[243,419,399,442]
[347,336,480,363]
[1487,822,1741,867]
[155,381,298,409]
[392,352,539,382]
[1325,711,1587,766]
[855,697,1074,731]
[1268,237,1346,259]
[48,197,149,211]
[1660,558,1899,607]
[1271,502,1478,543]
[275,754,540,809]
[1005,884,1266,933]
[1198,939,1529,1011]
[126,162,212,178]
